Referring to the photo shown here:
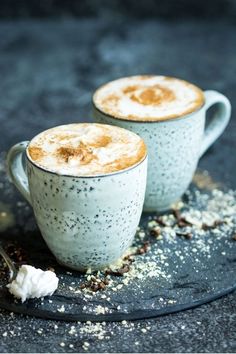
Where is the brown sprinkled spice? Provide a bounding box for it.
[5,243,28,264]
[79,277,110,292]
[103,278,110,285]
[154,216,167,227]
[202,220,224,230]
[172,209,192,228]
[177,219,192,228]
[176,232,193,240]
[123,254,135,263]
[134,241,150,255]
[232,234,236,241]
[105,264,130,277]
[150,228,161,237]
[172,209,181,220]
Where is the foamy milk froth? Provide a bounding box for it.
[93,75,205,121]
[27,123,146,176]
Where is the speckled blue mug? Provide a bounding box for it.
[7,138,147,271]
[93,90,231,211]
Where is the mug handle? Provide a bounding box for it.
[199,90,231,157]
[6,141,32,205]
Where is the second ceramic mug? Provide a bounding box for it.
[6,124,147,271]
[93,77,231,211]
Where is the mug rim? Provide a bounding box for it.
[26,144,148,179]
[92,74,206,123]
[92,100,205,124]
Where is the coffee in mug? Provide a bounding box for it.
[7,123,147,271]
[93,75,231,211]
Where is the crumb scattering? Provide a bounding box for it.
[0,154,236,323]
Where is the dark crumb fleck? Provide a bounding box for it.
[123,254,135,263]
[134,241,150,255]
[154,216,167,227]
[178,219,192,228]
[0,268,8,279]
[90,282,99,291]
[172,209,192,228]
[150,228,161,237]
[202,220,224,230]
[172,209,181,220]
[79,276,110,292]
[232,234,236,241]
[176,232,193,240]
[5,243,28,264]
[106,264,131,277]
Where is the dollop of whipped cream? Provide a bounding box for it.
[93,75,205,121]
[7,265,59,302]
[27,123,146,176]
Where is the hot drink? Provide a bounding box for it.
[93,75,204,122]
[28,123,146,176]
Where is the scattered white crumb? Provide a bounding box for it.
[138,231,146,238]
[69,326,76,335]
[95,305,108,315]
[148,220,157,228]
[82,341,90,350]
[57,305,65,313]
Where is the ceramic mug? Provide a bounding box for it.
[93,89,231,211]
[7,137,147,271]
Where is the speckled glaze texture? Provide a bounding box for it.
[94,109,201,211]
[93,90,231,211]
[7,142,147,271]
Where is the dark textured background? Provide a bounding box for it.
[0,0,236,20]
[0,0,236,353]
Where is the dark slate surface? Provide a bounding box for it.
[1,179,236,323]
[1,0,236,20]
[0,17,236,352]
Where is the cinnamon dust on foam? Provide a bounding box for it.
[93,76,205,121]
[123,84,176,106]
[27,124,146,176]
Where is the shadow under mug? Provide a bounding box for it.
[93,90,231,211]
[6,142,147,271]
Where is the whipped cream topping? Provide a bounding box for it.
[27,123,146,176]
[93,75,205,121]
[7,265,59,302]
